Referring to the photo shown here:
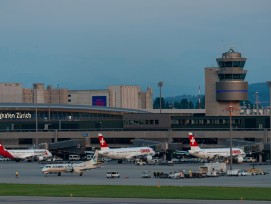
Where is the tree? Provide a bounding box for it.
[188,100,194,109]
[180,99,188,109]
[153,97,166,109]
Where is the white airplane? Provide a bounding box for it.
[98,133,155,162]
[42,151,99,176]
[0,144,52,162]
[188,132,246,163]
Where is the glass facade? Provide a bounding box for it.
[217,61,246,68]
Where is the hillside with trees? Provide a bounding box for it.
[153,83,270,109]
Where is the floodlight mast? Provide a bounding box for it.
[266,81,271,163]
[157,81,164,113]
[224,105,239,170]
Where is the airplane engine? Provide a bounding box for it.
[146,155,152,161]
[38,156,44,161]
[236,156,243,163]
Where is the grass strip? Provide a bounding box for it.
[0,184,270,201]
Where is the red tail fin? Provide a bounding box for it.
[0,144,5,151]
[0,144,14,159]
[189,132,199,147]
[98,133,109,149]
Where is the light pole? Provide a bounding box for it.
[157,81,164,113]
[224,105,238,170]
[34,88,38,145]
[229,105,233,170]
[266,81,271,163]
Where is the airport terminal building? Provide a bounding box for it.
[0,49,270,161]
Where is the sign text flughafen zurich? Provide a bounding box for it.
[0,112,32,120]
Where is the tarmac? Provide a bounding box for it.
[1,161,271,204]
[0,196,270,204]
[0,160,270,187]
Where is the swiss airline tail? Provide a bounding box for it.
[98,133,109,150]
[0,144,13,159]
[188,132,201,150]
[0,144,5,151]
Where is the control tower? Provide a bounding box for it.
[205,49,248,116]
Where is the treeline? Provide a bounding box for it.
[153,96,205,109]
[153,96,256,110]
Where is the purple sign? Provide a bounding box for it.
[92,96,106,106]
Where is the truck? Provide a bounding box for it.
[199,162,226,177]
[227,169,240,176]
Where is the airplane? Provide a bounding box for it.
[0,144,52,162]
[188,132,246,163]
[42,150,99,176]
[98,133,155,162]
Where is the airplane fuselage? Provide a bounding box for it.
[99,147,155,160]
[42,164,73,174]
[0,149,51,160]
[189,148,246,160]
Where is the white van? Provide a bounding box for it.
[69,155,80,161]
[106,171,120,178]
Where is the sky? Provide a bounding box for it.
[0,0,270,97]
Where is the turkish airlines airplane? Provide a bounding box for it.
[0,144,52,162]
[188,132,246,163]
[42,151,98,176]
[98,133,155,161]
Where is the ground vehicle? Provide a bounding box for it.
[247,167,268,175]
[46,156,63,162]
[243,157,257,162]
[147,159,159,165]
[158,160,174,166]
[141,171,151,178]
[106,171,120,178]
[199,162,226,177]
[135,159,146,165]
[238,170,248,176]
[0,156,10,161]
[69,155,80,161]
[227,169,240,176]
[168,171,184,179]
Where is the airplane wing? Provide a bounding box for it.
[125,155,136,160]
[73,166,98,173]
[17,154,34,160]
[125,153,151,160]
